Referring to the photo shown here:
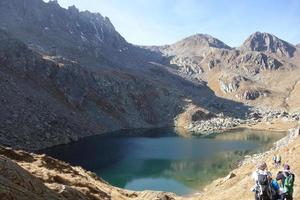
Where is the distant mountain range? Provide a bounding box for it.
[0,0,300,150]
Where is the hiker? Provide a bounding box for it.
[276,164,295,200]
[273,155,277,165]
[252,161,272,200]
[275,155,282,167]
[270,179,280,200]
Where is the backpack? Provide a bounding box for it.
[257,173,271,197]
[283,172,295,195]
[270,180,280,198]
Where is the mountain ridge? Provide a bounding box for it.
[0,0,164,69]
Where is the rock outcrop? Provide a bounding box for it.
[170,56,204,75]
[219,75,248,93]
[237,89,270,101]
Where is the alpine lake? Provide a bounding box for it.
[39,128,286,195]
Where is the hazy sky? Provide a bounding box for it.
[45,0,300,47]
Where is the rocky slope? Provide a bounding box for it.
[0,145,176,200]
[1,29,229,150]
[0,0,255,150]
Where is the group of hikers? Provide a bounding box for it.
[252,158,295,200]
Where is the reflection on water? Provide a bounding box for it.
[214,129,282,142]
[39,128,286,195]
[125,177,195,194]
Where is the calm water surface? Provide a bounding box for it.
[40,128,286,195]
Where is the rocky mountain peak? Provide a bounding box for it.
[67,5,80,15]
[161,34,231,57]
[47,0,59,6]
[241,32,296,57]
[176,34,231,50]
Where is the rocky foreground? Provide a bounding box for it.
[1,125,299,200]
[0,145,176,200]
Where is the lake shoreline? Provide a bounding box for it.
[193,125,300,200]
[0,125,298,200]
[37,127,287,196]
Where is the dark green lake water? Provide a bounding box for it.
[40,128,285,195]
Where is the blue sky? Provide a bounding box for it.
[46,0,300,47]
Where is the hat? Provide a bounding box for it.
[284,164,290,170]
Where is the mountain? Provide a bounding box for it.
[145,34,232,78]
[0,29,222,150]
[1,0,236,150]
[0,0,162,68]
[149,32,287,80]
[0,0,300,199]
[158,34,231,57]
[240,32,296,57]
[148,31,300,112]
[0,0,300,151]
